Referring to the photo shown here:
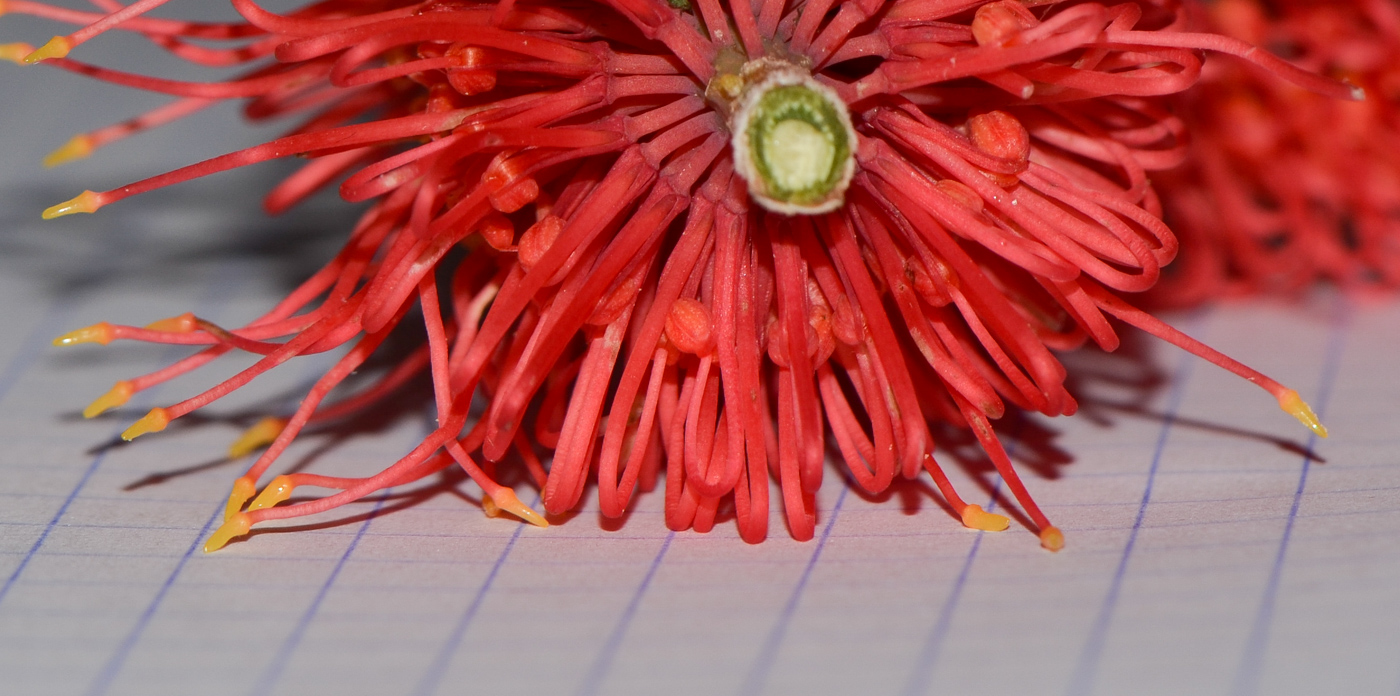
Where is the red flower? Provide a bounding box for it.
[6,0,1351,552]
[1155,0,1400,306]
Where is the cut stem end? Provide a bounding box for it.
[726,58,856,216]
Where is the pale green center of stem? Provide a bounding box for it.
[725,62,856,216]
[745,84,850,210]
[761,118,835,195]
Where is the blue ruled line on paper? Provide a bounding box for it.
[575,530,675,696]
[249,491,391,696]
[0,264,243,610]
[901,409,1037,696]
[86,501,226,696]
[0,447,110,608]
[739,486,849,696]
[79,275,327,695]
[898,493,993,696]
[412,494,541,696]
[0,228,152,608]
[1232,302,1350,696]
[1064,344,1201,696]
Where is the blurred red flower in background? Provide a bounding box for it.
[1155,0,1400,306]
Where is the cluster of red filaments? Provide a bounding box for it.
[1155,0,1400,306]
[6,0,1350,552]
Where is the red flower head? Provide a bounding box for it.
[5,0,1356,552]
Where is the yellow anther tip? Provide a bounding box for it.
[121,407,170,441]
[43,190,100,219]
[488,488,548,528]
[83,380,133,419]
[1040,526,1065,552]
[248,475,294,512]
[145,312,197,333]
[1279,389,1329,439]
[481,495,502,518]
[24,35,71,64]
[228,416,287,459]
[960,504,1010,532]
[1,43,35,65]
[53,321,114,347]
[43,135,93,168]
[224,477,257,521]
[204,512,252,553]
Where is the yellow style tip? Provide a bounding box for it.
[43,134,94,168]
[24,35,71,64]
[1278,389,1329,439]
[488,488,548,528]
[1039,526,1065,552]
[145,312,197,333]
[224,477,256,521]
[121,407,170,441]
[204,512,252,553]
[228,416,287,459]
[83,380,133,418]
[248,475,294,512]
[1,43,36,65]
[43,190,100,219]
[960,504,1010,532]
[53,321,115,347]
[481,494,502,518]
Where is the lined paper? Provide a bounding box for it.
[4,14,1400,695]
